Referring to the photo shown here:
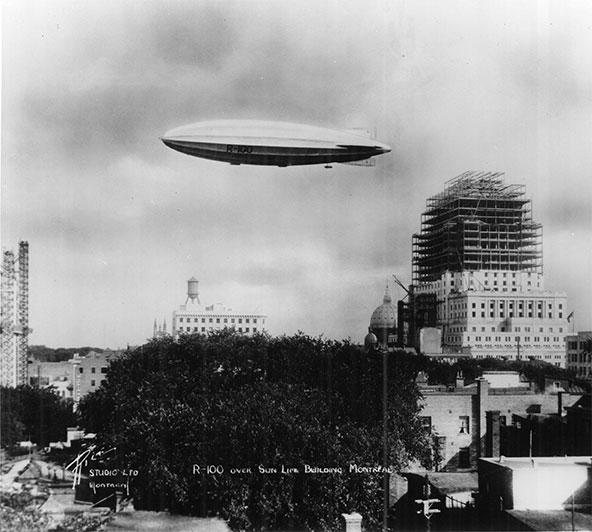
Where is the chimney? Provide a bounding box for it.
[477,378,490,458]
[486,411,501,457]
[557,391,564,415]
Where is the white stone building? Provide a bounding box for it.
[165,278,267,338]
[412,172,569,366]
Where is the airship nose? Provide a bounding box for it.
[160,136,174,149]
[376,143,392,154]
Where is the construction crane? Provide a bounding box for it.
[392,274,409,299]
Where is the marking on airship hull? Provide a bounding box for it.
[226,145,254,154]
[161,120,392,167]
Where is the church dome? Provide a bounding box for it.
[370,285,397,329]
[368,284,397,347]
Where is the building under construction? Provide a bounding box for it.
[1,241,30,387]
[412,171,542,283]
[405,172,569,366]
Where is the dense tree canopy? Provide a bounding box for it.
[28,345,105,362]
[420,356,576,389]
[0,386,77,447]
[78,331,434,531]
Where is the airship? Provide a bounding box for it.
[160,120,391,167]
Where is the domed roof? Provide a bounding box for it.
[364,329,378,350]
[370,284,397,329]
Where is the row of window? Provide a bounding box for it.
[448,325,564,334]
[421,415,470,433]
[472,344,563,359]
[448,300,563,317]
[178,326,257,334]
[469,335,563,343]
[178,316,260,325]
[472,354,562,363]
[568,353,592,363]
[422,411,548,436]
[465,311,562,319]
[571,367,592,377]
[78,367,108,374]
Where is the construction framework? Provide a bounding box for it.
[412,171,542,284]
[1,241,30,387]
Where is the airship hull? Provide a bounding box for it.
[161,120,391,167]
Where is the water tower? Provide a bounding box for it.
[186,277,200,304]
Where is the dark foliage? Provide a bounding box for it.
[28,345,104,363]
[418,355,576,389]
[0,386,77,447]
[77,331,434,531]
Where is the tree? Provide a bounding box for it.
[0,386,77,447]
[78,331,434,531]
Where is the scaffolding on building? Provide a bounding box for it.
[412,172,543,284]
[1,241,30,387]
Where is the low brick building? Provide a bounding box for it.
[418,372,584,470]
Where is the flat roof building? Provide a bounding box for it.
[166,278,267,339]
[478,456,592,530]
[411,172,569,366]
[71,351,122,409]
[418,372,584,471]
[566,331,592,380]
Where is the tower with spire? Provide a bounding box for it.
[152,318,168,339]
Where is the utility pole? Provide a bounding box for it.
[416,477,440,532]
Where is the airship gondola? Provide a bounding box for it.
[160,120,391,167]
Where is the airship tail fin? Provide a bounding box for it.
[339,158,376,167]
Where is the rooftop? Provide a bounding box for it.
[507,509,592,531]
[481,456,592,470]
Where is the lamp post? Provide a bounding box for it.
[383,342,390,532]
[365,329,390,532]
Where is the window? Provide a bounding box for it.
[101,367,107,374]
[79,368,83,374]
[459,416,470,434]
[91,380,96,386]
[459,447,470,468]
[421,416,432,431]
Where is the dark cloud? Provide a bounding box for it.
[3,0,592,346]
[149,5,237,69]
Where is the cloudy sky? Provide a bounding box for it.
[2,0,591,348]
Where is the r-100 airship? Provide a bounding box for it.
[160,120,391,167]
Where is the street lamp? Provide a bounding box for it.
[365,329,389,532]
